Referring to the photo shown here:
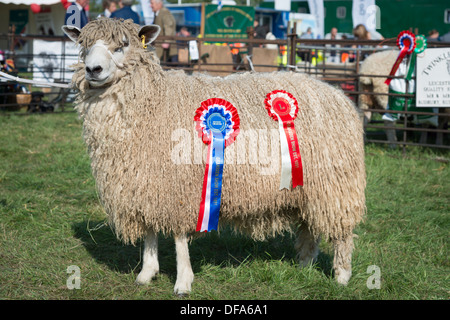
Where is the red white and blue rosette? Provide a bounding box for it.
[265,90,303,190]
[385,31,416,85]
[194,98,240,232]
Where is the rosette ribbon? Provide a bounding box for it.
[265,90,303,190]
[385,31,416,85]
[194,98,240,232]
[406,34,427,81]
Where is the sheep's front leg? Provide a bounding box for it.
[173,234,194,296]
[136,230,159,285]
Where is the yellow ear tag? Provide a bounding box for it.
[141,35,147,49]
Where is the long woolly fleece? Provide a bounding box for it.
[72,19,366,244]
[359,50,398,111]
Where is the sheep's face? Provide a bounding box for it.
[62,22,160,88]
[82,38,129,87]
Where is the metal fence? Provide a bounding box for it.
[1,30,449,149]
[0,33,77,114]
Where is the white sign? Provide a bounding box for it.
[189,40,199,61]
[307,0,324,39]
[289,13,317,38]
[416,48,450,107]
[35,12,55,36]
[33,40,78,84]
[352,0,376,30]
[275,0,291,11]
[138,0,154,24]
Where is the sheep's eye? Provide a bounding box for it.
[115,47,123,53]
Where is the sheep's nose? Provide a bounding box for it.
[86,65,103,76]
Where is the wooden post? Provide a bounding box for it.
[198,39,202,73]
[9,25,16,55]
[355,48,361,108]
[200,2,205,38]
[246,26,254,57]
[288,22,297,67]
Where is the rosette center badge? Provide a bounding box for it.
[207,113,227,133]
[272,97,291,116]
[194,98,240,232]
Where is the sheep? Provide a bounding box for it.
[359,50,448,146]
[357,50,399,146]
[358,50,398,125]
[62,18,366,295]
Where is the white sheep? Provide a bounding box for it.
[63,18,366,295]
[358,50,398,125]
[359,50,448,146]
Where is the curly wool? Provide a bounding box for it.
[73,19,366,244]
[358,50,399,118]
[77,18,141,59]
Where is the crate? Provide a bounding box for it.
[16,93,32,105]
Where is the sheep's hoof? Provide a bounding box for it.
[173,281,192,296]
[335,268,351,286]
[173,285,191,297]
[173,269,194,296]
[175,291,190,298]
[135,269,158,285]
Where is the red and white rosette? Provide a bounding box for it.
[265,90,303,190]
[385,31,416,85]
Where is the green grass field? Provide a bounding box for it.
[0,112,448,300]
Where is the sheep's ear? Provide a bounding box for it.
[62,25,81,43]
[138,25,161,45]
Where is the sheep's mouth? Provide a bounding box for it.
[87,76,110,87]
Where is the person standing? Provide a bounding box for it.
[325,27,341,63]
[150,0,177,62]
[98,0,118,18]
[253,20,267,39]
[427,29,441,42]
[110,0,140,24]
[352,24,384,60]
[300,27,314,39]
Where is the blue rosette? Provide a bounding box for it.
[194,98,240,232]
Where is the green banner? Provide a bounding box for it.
[9,9,29,34]
[204,5,254,39]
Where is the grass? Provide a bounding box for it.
[0,112,448,300]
